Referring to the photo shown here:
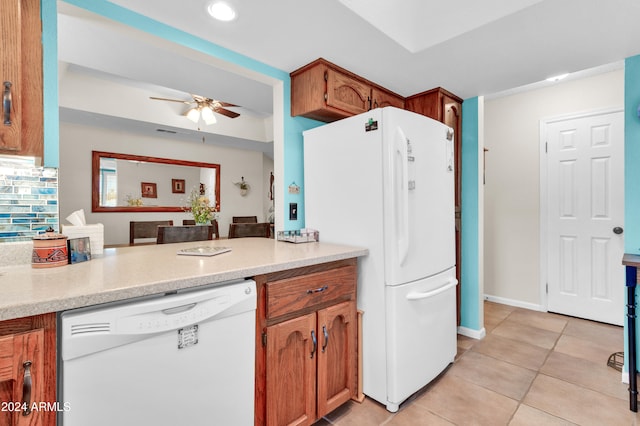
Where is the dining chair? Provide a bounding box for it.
[156,225,216,244]
[232,216,258,223]
[227,222,271,239]
[129,220,173,245]
[183,219,219,238]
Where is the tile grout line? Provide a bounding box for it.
[504,310,570,425]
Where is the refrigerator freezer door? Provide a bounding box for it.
[382,107,455,286]
[385,267,457,411]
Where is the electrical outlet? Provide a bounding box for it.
[289,203,298,221]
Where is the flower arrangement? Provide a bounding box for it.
[125,194,143,206]
[186,187,217,224]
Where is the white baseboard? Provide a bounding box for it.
[484,294,545,312]
[457,326,486,340]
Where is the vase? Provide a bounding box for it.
[195,221,209,226]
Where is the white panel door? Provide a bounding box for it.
[545,110,624,325]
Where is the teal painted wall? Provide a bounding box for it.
[625,55,640,373]
[625,55,640,255]
[44,0,322,229]
[460,97,481,331]
[42,0,58,167]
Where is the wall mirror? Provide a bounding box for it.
[92,151,220,213]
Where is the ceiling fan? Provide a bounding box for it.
[150,94,240,125]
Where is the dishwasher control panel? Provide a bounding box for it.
[60,279,256,361]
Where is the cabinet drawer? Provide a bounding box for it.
[266,266,356,320]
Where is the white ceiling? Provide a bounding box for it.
[107,0,640,99]
[58,0,640,153]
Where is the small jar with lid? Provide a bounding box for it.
[32,227,68,268]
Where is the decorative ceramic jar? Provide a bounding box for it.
[32,228,68,268]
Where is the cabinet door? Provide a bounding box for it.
[371,88,404,110]
[0,0,43,158]
[316,301,356,418]
[325,69,370,116]
[266,313,316,426]
[0,328,45,426]
[0,0,23,151]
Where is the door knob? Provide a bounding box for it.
[613,227,624,235]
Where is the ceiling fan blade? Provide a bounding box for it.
[150,96,193,105]
[215,101,238,108]
[213,107,241,119]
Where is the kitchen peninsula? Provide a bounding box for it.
[0,238,366,320]
[0,238,366,426]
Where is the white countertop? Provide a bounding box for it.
[0,238,367,321]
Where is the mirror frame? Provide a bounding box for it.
[92,151,221,213]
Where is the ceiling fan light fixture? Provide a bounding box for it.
[207,1,237,22]
[201,107,217,125]
[186,107,200,123]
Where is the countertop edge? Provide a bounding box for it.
[0,244,368,321]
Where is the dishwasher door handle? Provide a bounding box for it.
[162,303,197,315]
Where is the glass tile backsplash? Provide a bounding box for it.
[0,157,59,242]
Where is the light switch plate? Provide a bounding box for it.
[289,203,297,221]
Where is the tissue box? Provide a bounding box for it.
[62,224,104,255]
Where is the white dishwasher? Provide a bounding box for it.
[59,278,256,426]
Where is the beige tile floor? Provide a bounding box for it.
[316,301,640,425]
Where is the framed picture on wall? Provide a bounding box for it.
[172,179,185,194]
[141,182,157,198]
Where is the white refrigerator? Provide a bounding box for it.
[303,107,457,412]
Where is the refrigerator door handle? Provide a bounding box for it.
[395,127,410,265]
[406,279,458,301]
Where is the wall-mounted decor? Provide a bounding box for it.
[172,179,185,194]
[234,177,250,196]
[269,172,274,201]
[92,151,221,213]
[288,182,300,195]
[141,182,157,198]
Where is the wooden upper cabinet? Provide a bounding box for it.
[371,87,404,110]
[0,0,44,162]
[290,58,403,123]
[325,68,370,117]
[405,87,462,123]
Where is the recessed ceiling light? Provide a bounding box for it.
[546,73,569,83]
[207,1,237,22]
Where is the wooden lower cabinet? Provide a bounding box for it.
[316,301,356,416]
[0,313,56,426]
[255,259,358,426]
[266,313,316,426]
